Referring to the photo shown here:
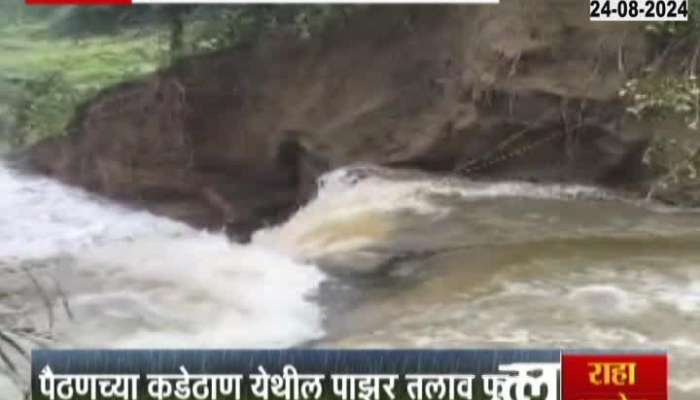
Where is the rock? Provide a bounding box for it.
[23,3,653,238]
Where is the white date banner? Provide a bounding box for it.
[590,0,689,21]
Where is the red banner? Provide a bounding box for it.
[562,354,668,400]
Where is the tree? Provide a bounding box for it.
[159,5,195,63]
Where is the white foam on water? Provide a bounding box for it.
[0,375,22,400]
[0,161,620,347]
[69,234,325,348]
[329,260,700,395]
[0,164,188,261]
[3,162,699,396]
[251,167,698,396]
[656,281,700,314]
[253,166,449,259]
[673,379,700,394]
[0,162,326,349]
[567,284,652,316]
[253,165,612,260]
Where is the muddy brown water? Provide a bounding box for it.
[1,163,699,399]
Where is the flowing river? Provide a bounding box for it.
[1,161,699,399]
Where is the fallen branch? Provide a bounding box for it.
[20,264,54,334]
[49,274,74,321]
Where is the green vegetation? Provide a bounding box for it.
[0,8,168,147]
[0,25,168,147]
[0,4,352,149]
[621,76,699,128]
[617,1,700,198]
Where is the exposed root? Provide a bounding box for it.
[649,37,689,74]
[453,109,559,175]
[617,31,630,76]
[689,40,700,78]
[508,51,522,78]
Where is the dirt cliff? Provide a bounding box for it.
[26,2,653,240]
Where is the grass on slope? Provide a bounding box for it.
[0,22,168,147]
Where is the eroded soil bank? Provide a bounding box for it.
[24,2,656,239]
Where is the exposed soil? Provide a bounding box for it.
[24,2,654,240]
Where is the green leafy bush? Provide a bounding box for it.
[10,73,84,147]
[619,3,700,199]
[620,1,699,126]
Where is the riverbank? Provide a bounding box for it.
[23,3,661,240]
